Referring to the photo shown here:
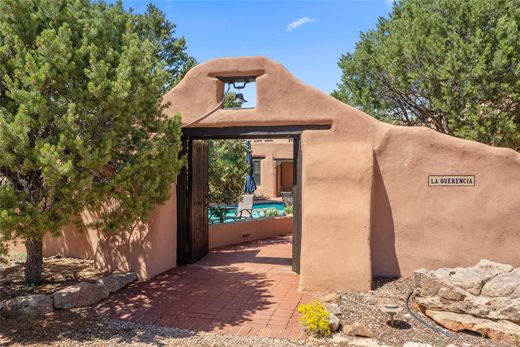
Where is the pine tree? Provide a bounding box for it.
[333,0,520,150]
[0,0,186,285]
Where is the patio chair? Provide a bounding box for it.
[232,194,254,219]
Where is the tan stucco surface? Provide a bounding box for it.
[209,216,292,249]
[250,140,293,197]
[164,56,520,292]
[43,184,178,280]
[4,240,27,259]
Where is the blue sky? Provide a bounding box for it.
[120,1,392,97]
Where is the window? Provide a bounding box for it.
[253,159,261,186]
[220,77,257,109]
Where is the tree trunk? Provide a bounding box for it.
[25,236,43,286]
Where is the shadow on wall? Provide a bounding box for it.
[43,185,177,280]
[43,223,96,260]
[371,156,401,277]
[44,213,154,279]
[94,223,153,280]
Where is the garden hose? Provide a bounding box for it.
[405,291,460,340]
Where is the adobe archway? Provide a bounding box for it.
[176,125,332,272]
[164,57,520,292]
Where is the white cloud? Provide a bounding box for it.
[285,17,315,32]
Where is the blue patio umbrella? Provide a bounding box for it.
[243,140,257,194]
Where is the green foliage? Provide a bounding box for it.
[284,204,293,215]
[333,0,520,150]
[264,209,281,218]
[0,0,185,283]
[209,207,228,224]
[0,241,7,264]
[207,140,248,206]
[223,92,242,109]
[297,300,331,337]
[13,251,27,264]
[205,93,248,207]
[255,193,271,200]
[132,3,196,91]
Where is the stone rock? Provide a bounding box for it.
[348,338,393,347]
[328,313,340,332]
[52,281,109,309]
[330,334,349,343]
[402,343,432,347]
[414,260,520,322]
[321,292,337,303]
[425,309,520,344]
[325,302,341,316]
[414,269,464,300]
[342,323,372,337]
[97,272,136,293]
[0,294,53,317]
[481,268,520,298]
[416,259,512,296]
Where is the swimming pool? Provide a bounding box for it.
[208,201,286,224]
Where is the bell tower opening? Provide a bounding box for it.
[219,76,257,109]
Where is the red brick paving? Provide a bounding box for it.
[96,235,315,339]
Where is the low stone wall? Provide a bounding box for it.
[414,260,520,344]
[209,216,293,249]
[0,272,136,317]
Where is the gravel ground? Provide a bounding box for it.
[1,273,516,346]
[0,308,330,347]
[0,257,106,300]
[327,277,515,347]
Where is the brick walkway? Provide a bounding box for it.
[96,235,315,339]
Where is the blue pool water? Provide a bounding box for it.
[209,201,286,224]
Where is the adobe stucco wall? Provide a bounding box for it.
[209,216,293,249]
[164,56,520,292]
[4,240,27,259]
[43,183,178,280]
[370,126,520,277]
[251,140,293,197]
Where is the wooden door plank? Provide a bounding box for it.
[292,137,302,274]
[188,140,209,263]
[176,137,189,266]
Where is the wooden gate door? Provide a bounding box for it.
[188,140,209,263]
[292,137,302,274]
